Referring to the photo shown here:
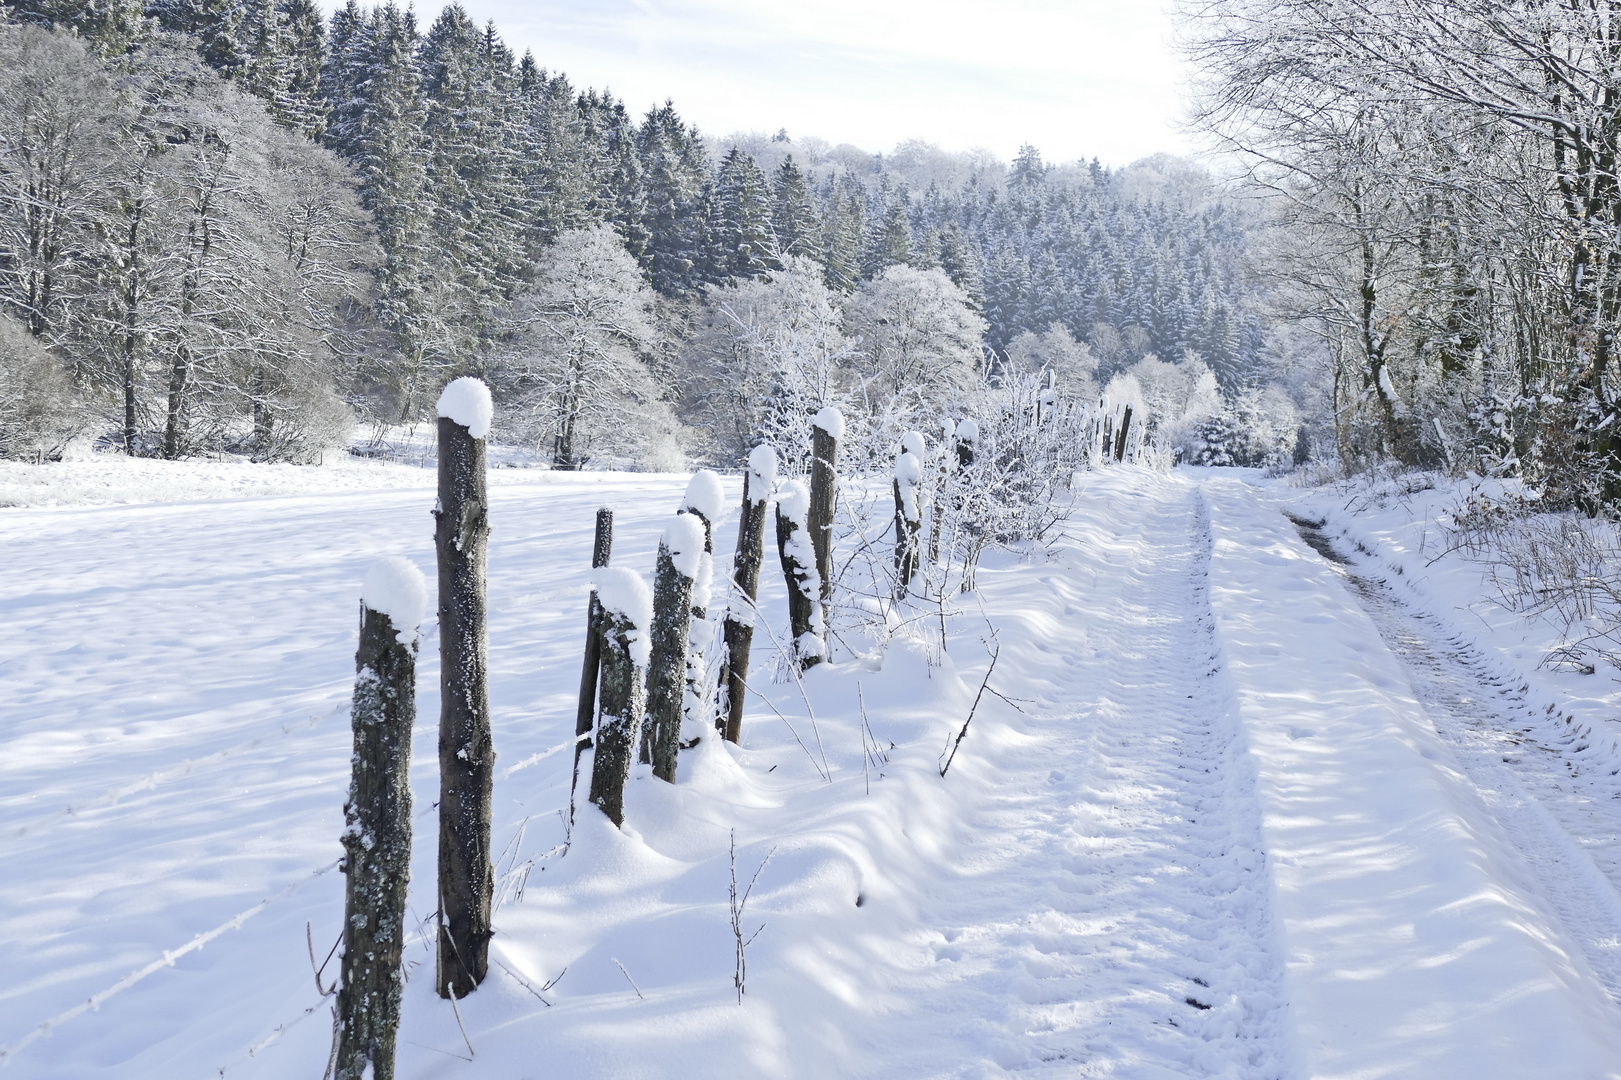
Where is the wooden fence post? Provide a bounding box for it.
[893,444,922,595]
[569,508,613,812]
[808,407,842,606]
[588,567,651,827]
[776,478,824,668]
[432,378,494,1001]
[720,445,776,743]
[1115,404,1134,462]
[645,513,703,781]
[335,557,425,1080]
[679,471,723,739]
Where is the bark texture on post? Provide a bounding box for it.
[587,567,650,827]
[808,409,841,605]
[335,603,417,1080]
[893,450,922,595]
[433,405,493,1001]
[573,508,614,759]
[678,469,722,741]
[644,514,701,781]
[776,478,824,668]
[1114,404,1133,462]
[720,447,775,743]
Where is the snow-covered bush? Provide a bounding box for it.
[1127,352,1222,454]
[1004,323,1097,395]
[1191,387,1299,467]
[0,314,87,461]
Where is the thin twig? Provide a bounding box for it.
[492,959,554,1006]
[306,922,339,997]
[939,643,1001,777]
[612,958,644,1000]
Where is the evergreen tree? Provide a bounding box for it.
[708,147,776,282]
[819,173,865,293]
[771,155,820,261]
[637,102,708,294]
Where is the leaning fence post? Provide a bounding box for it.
[432,377,494,1001]
[720,445,777,743]
[808,406,842,606]
[336,557,425,1080]
[1114,404,1134,462]
[588,567,651,827]
[569,508,613,815]
[776,478,824,669]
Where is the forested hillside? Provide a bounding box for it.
[0,0,1278,468]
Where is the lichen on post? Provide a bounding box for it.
[588,566,652,827]
[336,557,425,1080]
[720,444,777,742]
[432,376,494,1001]
[646,512,703,781]
[775,477,824,669]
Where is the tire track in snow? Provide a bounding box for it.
[901,479,1289,1078]
[1290,516,1621,1005]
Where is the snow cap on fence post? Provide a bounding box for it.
[681,469,726,525]
[811,405,845,440]
[435,377,493,439]
[901,430,926,460]
[746,444,778,503]
[592,566,652,669]
[361,556,428,643]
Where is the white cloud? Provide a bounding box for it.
[400,0,1193,166]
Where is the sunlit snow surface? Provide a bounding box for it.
[2,458,1620,1078]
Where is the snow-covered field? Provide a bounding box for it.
[4,456,1621,1078]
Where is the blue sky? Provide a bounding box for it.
[395,0,1193,167]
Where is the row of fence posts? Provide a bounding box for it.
[332,386,1135,1077]
[330,390,847,1080]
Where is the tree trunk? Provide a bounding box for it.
[777,500,822,669]
[433,414,493,1000]
[570,509,613,805]
[336,604,417,1080]
[720,472,768,743]
[162,345,190,460]
[588,607,644,827]
[808,424,838,604]
[645,539,694,782]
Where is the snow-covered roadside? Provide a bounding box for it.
[1281,474,1621,761]
[1203,475,1621,1078]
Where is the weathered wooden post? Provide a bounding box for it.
[569,508,613,811]
[679,470,723,739]
[893,436,923,596]
[335,557,425,1080]
[1115,404,1134,462]
[645,513,703,781]
[929,420,953,564]
[588,567,651,827]
[776,478,824,668]
[432,377,494,1001]
[808,406,842,606]
[720,445,776,742]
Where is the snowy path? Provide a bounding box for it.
[1289,515,1621,1005]
[876,479,1289,1077]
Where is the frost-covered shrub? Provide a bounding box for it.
[0,314,87,460]
[1191,387,1298,467]
[1127,352,1222,455]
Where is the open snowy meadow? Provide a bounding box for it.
[5,457,1621,1078]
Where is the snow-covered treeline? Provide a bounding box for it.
[0,1,1276,469]
[1184,0,1621,504]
